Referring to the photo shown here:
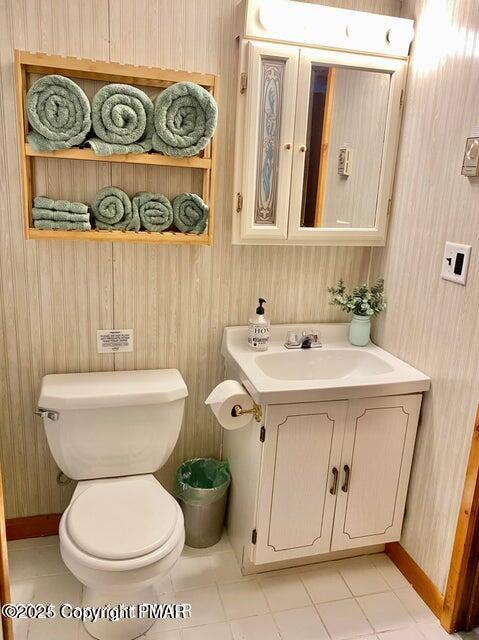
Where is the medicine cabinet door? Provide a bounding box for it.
[237,41,299,241]
[288,47,403,245]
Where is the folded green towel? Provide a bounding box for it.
[172,193,208,234]
[33,196,88,215]
[26,75,91,151]
[152,82,217,157]
[132,192,173,232]
[32,208,90,223]
[87,84,154,156]
[33,220,91,231]
[92,187,139,231]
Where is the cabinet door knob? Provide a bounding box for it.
[341,465,351,493]
[330,467,339,495]
[285,143,292,150]
[299,145,307,152]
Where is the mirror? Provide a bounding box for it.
[301,65,390,230]
[233,39,407,246]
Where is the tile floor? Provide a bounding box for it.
[7,533,464,640]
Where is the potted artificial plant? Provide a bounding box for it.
[328,278,386,346]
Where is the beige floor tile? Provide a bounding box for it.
[230,613,280,640]
[316,598,373,640]
[219,579,269,620]
[273,605,330,640]
[259,573,312,612]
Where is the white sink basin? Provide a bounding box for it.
[222,324,430,403]
[255,349,394,381]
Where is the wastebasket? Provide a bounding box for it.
[175,458,231,548]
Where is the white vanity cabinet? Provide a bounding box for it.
[224,393,421,569]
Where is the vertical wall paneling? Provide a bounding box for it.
[371,0,479,593]
[0,0,114,517]
[0,0,399,516]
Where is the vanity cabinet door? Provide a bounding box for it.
[237,41,299,241]
[331,394,421,551]
[253,401,348,564]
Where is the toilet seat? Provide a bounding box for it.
[66,475,178,561]
[60,475,184,572]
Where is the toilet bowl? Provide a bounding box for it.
[37,369,189,640]
[60,475,184,640]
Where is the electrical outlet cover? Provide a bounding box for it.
[441,242,471,285]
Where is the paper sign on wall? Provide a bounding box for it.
[97,329,134,353]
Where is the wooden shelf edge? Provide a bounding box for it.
[15,49,216,88]
[25,144,212,169]
[27,228,212,245]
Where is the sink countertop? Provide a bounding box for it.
[222,323,431,404]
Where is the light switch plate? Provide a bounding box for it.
[462,137,479,177]
[338,147,352,176]
[97,329,134,353]
[441,242,471,285]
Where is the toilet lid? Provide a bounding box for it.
[66,476,179,560]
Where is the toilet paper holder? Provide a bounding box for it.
[231,402,262,423]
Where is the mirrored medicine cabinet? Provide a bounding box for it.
[232,0,412,246]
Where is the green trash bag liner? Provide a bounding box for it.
[176,458,231,506]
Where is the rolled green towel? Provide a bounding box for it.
[172,193,208,234]
[87,84,154,156]
[26,75,91,151]
[132,192,173,232]
[33,196,88,215]
[33,220,91,231]
[92,187,139,231]
[152,82,217,157]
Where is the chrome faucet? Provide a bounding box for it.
[284,330,322,349]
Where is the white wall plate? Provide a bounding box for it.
[441,242,471,285]
[97,329,134,353]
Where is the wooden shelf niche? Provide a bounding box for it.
[15,50,219,245]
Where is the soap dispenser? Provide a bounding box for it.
[248,298,270,351]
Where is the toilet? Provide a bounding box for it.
[37,369,188,640]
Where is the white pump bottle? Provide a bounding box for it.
[247,298,270,351]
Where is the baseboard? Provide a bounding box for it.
[6,514,62,540]
[386,542,444,619]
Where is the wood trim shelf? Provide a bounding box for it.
[27,228,212,244]
[18,50,216,89]
[15,49,219,245]
[25,144,212,169]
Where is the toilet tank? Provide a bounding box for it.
[37,369,188,480]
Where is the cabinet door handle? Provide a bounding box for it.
[330,467,339,495]
[342,465,351,493]
[299,144,307,152]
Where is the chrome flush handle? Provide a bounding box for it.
[34,408,59,421]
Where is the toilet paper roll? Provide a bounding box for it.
[205,380,254,430]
